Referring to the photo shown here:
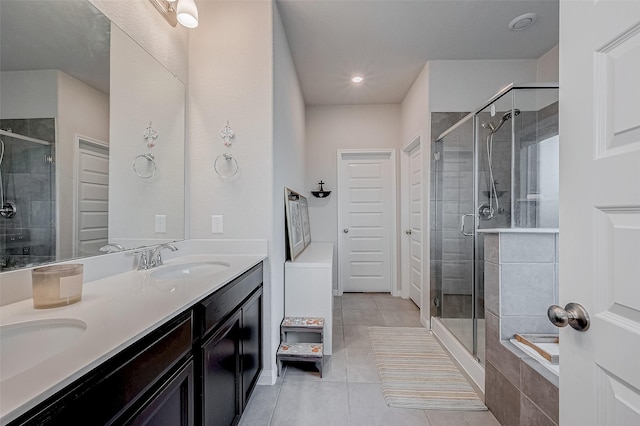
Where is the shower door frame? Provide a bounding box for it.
[431,83,560,384]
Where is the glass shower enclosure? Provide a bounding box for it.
[430,83,559,365]
[0,128,56,270]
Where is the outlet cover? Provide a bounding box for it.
[155,215,167,233]
[211,215,223,234]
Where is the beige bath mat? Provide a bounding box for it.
[368,326,487,411]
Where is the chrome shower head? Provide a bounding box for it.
[501,108,521,122]
[484,109,521,134]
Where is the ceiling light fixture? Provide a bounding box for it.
[351,75,364,84]
[149,0,199,29]
[508,13,537,31]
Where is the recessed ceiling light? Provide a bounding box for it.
[508,13,538,31]
[351,75,364,84]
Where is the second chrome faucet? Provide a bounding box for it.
[135,243,178,270]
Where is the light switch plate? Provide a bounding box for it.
[155,215,167,233]
[211,215,223,234]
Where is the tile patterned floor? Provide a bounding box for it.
[239,293,500,426]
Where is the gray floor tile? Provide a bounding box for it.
[270,381,350,426]
[373,295,419,311]
[241,294,503,426]
[424,410,500,426]
[333,325,345,351]
[342,295,378,310]
[237,383,282,426]
[380,309,423,327]
[343,326,372,349]
[346,347,380,383]
[342,309,386,326]
[284,349,347,383]
[348,382,430,426]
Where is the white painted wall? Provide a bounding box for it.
[271,2,306,383]
[428,60,538,112]
[400,62,431,325]
[536,45,559,82]
[57,71,109,259]
[188,0,277,381]
[108,25,185,248]
[0,71,58,119]
[89,0,189,83]
[306,104,402,292]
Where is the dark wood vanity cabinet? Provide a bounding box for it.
[10,312,194,426]
[9,262,263,426]
[196,263,263,426]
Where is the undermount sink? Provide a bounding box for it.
[0,318,87,382]
[150,261,231,280]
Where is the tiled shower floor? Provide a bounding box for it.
[239,293,500,426]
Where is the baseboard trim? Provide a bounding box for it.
[257,368,277,385]
[431,317,485,394]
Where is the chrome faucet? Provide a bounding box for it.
[133,249,151,270]
[132,243,179,270]
[99,243,126,253]
[149,243,179,268]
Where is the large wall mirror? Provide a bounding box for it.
[0,0,186,272]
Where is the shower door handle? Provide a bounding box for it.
[461,214,477,236]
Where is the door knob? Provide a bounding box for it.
[405,229,412,235]
[547,303,590,332]
[343,229,349,233]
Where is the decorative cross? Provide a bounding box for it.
[220,121,235,146]
[143,122,158,147]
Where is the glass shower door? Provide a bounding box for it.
[435,116,476,355]
[0,131,55,270]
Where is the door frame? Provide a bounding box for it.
[337,149,398,296]
[72,134,109,257]
[400,134,423,302]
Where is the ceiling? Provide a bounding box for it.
[0,0,110,94]
[276,0,559,105]
[0,1,559,106]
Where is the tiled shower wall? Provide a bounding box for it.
[430,102,559,317]
[0,118,56,270]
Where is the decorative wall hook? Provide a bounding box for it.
[220,121,235,146]
[143,122,158,147]
[311,181,331,198]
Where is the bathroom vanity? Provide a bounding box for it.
[0,254,264,426]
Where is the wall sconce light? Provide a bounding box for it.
[149,0,199,29]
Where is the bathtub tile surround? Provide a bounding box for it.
[483,229,559,426]
[482,230,559,337]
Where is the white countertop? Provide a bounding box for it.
[0,253,265,425]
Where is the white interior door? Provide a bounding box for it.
[560,1,640,424]
[406,143,422,307]
[338,151,396,293]
[75,139,109,256]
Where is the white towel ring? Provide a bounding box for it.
[214,153,239,178]
[133,153,157,179]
